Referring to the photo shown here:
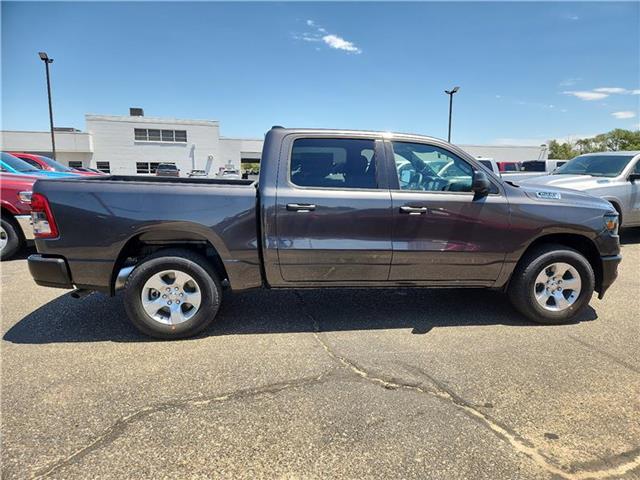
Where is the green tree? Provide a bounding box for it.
[548,139,575,159]
[548,129,640,159]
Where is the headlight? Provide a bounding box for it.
[18,191,32,203]
[603,212,619,235]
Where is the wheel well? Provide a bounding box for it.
[518,233,602,291]
[608,200,622,224]
[110,233,229,294]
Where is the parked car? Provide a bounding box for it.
[27,127,621,339]
[155,163,180,177]
[187,169,207,177]
[1,152,77,178]
[0,173,35,259]
[519,151,640,228]
[9,152,93,176]
[216,169,241,180]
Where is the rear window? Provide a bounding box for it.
[290,138,378,189]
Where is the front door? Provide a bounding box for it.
[276,136,392,283]
[388,140,510,285]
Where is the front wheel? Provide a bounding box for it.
[508,244,595,324]
[123,249,222,339]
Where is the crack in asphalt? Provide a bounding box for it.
[29,372,334,479]
[293,292,640,480]
[567,334,640,374]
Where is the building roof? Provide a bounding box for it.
[85,114,219,126]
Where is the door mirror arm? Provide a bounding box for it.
[471,170,491,196]
[628,173,640,183]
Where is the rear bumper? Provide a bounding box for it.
[598,254,622,299]
[14,215,34,240]
[28,254,73,289]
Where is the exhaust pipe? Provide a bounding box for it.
[70,289,92,299]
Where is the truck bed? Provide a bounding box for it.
[73,175,256,186]
[33,175,262,293]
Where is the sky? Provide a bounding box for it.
[1,1,639,146]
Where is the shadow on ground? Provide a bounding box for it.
[620,227,640,245]
[3,286,597,344]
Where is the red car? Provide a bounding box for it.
[0,173,36,259]
[9,153,99,176]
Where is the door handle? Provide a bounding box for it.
[399,206,428,215]
[287,203,316,212]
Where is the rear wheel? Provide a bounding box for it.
[508,244,595,324]
[124,249,222,339]
[0,217,23,260]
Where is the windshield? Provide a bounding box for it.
[37,155,73,172]
[0,152,40,173]
[553,154,633,177]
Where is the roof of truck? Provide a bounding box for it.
[270,126,446,142]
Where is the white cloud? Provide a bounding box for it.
[563,90,609,101]
[322,34,362,54]
[559,77,581,87]
[611,111,637,119]
[593,87,628,94]
[295,20,361,54]
[632,89,640,95]
[567,15,579,21]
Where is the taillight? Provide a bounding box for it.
[31,193,59,238]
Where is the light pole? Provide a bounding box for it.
[38,52,56,160]
[444,86,460,143]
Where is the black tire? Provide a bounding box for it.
[123,248,222,339]
[508,244,595,324]
[0,217,23,261]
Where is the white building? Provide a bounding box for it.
[1,110,547,175]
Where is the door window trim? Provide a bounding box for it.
[384,139,501,196]
[282,134,389,192]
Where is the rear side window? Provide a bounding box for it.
[290,138,378,189]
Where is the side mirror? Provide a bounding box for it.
[472,170,491,194]
[629,173,640,183]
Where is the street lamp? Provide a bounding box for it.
[38,52,56,160]
[444,86,460,143]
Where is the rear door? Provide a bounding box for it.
[387,140,510,285]
[275,135,393,283]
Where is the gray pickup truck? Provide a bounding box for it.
[28,127,622,339]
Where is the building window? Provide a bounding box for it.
[134,129,147,141]
[148,129,161,141]
[136,162,163,174]
[161,130,174,142]
[133,128,187,143]
[69,161,83,168]
[96,162,111,173]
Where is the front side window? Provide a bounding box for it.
[290,138,378,189]
[392,142,473,192]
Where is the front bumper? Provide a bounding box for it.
[14,215,34,240]
[598,254,622,299]
[28,254,73,289]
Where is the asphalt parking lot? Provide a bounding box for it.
[1,231,639,480]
